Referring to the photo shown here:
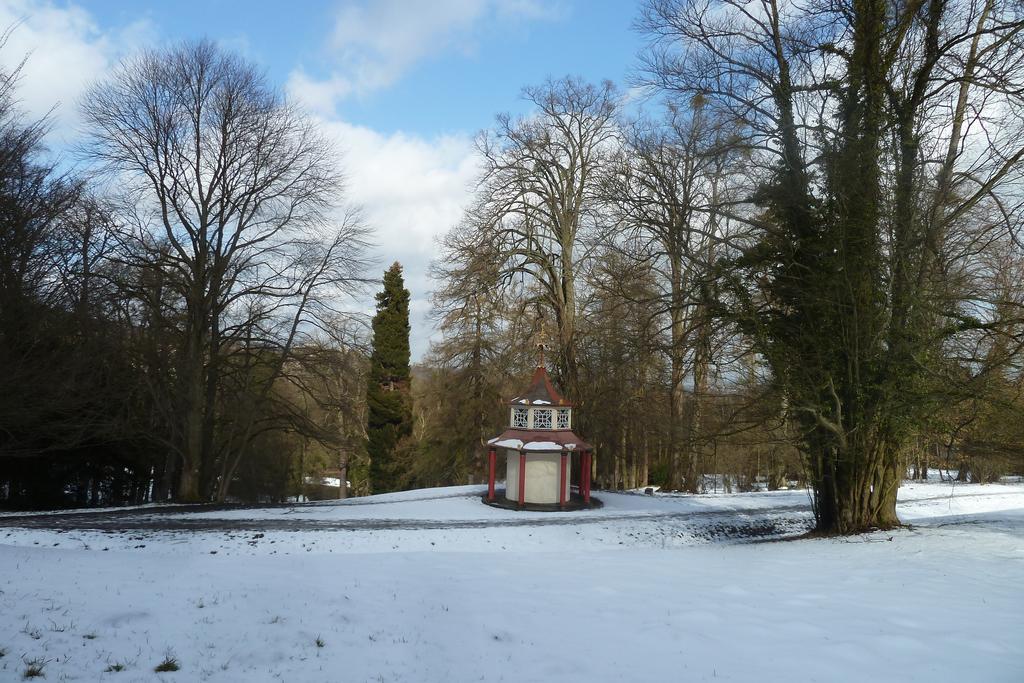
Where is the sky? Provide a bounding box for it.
[0,0,647,359]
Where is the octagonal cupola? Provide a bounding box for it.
[508,365,573,431]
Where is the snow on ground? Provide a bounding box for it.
[1,480,1022,682]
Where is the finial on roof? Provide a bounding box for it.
[536,342,547,367]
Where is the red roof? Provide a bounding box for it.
[487,428,592,451]
[509,366,571,407]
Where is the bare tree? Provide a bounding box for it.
[428,213,538,485]
[471,77,620,402]
[268,324,370,501]
[81,40,370,501]
[606,104,742,491]
[639,0,1024,532]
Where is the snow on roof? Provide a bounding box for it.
[487,428,592,451]
[522,441,560,451]
[523,441,578,451]
[488,438,524,449]
[489,439,575,451]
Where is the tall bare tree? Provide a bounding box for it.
[606,104,741,490]
[81,40,370,501]
[471,77,619,402]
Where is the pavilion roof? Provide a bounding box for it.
[509,366,571,407]
[487,428,592,452]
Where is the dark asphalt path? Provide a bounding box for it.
[0,490,1012,533]
[0,492,812,532]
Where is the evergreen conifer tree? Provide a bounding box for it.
[366,262,412,492]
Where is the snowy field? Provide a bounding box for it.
[1,480,1022,682]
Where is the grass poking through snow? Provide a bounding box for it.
[154,654,180,672]
[22,657,47,679]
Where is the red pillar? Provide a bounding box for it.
[583,450,592,505]
[518,451,526,508]
[559,450,567,508]
[487,448,496,501]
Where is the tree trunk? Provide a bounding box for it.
[682,304,709,494]
[338,455,349,500]
[810,432,901,534]
[641,431,650,487]
[177,322,207,502]
[298,438,306,502]
[668,253,686,492]
[611,453,619,491]
[178,461,201,502]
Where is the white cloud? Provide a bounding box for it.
[0,0,152,147]
[286,2,573,357]
[288,0,565,114]
[287,71,355,117]
[0,0,486,359]
[329,0,482,95]
[317,117,482,358]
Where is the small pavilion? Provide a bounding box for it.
[483,359,596,510]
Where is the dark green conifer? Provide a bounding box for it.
[366,262,412,492]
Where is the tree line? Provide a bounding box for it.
[3,3,1023,536]
[417,0,1024,534]
[0,39,372,506]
